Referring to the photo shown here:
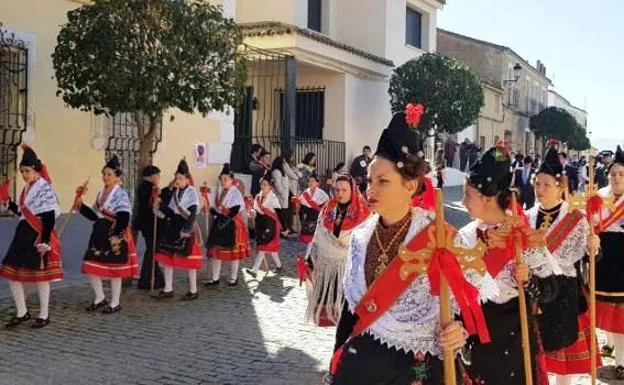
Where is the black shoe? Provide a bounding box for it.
[4,312,31,328]
[616,366,624,380]
[245,268,257,278]
[182,292,199,301]
[274,266,283,273]
[31,318,50,329]
[227,278,238,286]
[102,305,122,314]
[152,290,174,300]
[86,299,108,312]
[203,279,220,287]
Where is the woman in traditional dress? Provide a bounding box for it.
[152,159,202,301]
[0,146,62,328]
[205,163,251,286]
[297,174,330,245]
[304,173,370,328]
[330,108,495,385]
[78,155,139,314]
[459,142,562,385]
[526,145,602,385]
[594,145,624,379]
[245,175,282,277]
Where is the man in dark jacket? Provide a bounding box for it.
[350,145,372,194]
[559,152,579,194]
[250,148,271,196]
[133,165,165,290]
[514,157,536,209]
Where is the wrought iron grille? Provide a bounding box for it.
[0,28,28,200]
[105,112,162,203]
[231,44,345,184]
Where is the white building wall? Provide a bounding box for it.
[332,0,387,59]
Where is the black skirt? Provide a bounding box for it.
[206,214,235,249]
[333,333,468,385]
[467,298,538,385]
[3,220,42,269]
[83,219,129,264]
[537,275,580,352]
[597,232,624,293]
[255,214,277,245]
[299,205,320,236]
[156,214,193,256]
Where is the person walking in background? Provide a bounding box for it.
[434,147,445,189]
[282,149,300,233]
[250,147,271,197]
[559,152,579,194]
[297,174,329,245]
[514,156,536,209]
[349,145,372,194]
[444,139,457,167]
[133,165,165,290]
[297,152,316,192]
[270,156,295,238]
[459,138,471,171]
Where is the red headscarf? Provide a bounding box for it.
[322,174,371,231]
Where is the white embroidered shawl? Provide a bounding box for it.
[93,185,131,217]
[299,188,329,208]
[20,177,60,219]
[596,186,624,233]
[253,191,280,215]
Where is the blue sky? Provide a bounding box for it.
[437,0,624,147]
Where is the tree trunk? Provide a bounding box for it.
[137,112,158,173]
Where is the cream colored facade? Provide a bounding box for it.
[0,0,235,211]
[237,0,444,164]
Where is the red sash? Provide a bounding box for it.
[545,209,584,254]
[302,190,323,212]
[331,222,489,374]
[596,197,624,234]
[19,189,61,265]
[255,195,281,228]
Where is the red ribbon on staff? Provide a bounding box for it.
[427,248,491,343]
[586,194,604,226]
[0,180,10,203]
[73,184,89,210]
[296,254,310,286]
[199,185,211,213]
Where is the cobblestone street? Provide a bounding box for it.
[0,186,621,385]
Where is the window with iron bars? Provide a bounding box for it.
[279,87,325,140]
[0,30,28,204]
[105,112,162,204]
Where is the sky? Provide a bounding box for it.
[437,0,624,148]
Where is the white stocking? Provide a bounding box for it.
[163,265,174,293]
[88,275,105,304]
[230,260,240,281]
[251,252,265,273]
[37,282,50,320]
[211,259,222,281]
[8,280,27,317]
[615,333,624,367]
[270,252,282,268]
[188,269,197,294]
[110,278,122,308]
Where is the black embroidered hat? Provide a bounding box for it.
[20,145,41,170]
[374,104,425,169]
[219,163,234,178]
[467,143,512,197]
[104,155,122,176]
[175,158,191,178]
[606,145,624,174]
[537,146,564,179]
[142,165,161,177]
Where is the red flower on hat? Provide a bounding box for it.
[405,103,425,128]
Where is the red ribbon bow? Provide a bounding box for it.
[427,248,491,343]
[405,103,425,128]
[0,180,10,204]
[586,194,604,229]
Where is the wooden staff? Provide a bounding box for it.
[150,186,160,293]
[434,188,456,385]
[587,157,598,385]
[58,177,90,238]
[510,192,533,385]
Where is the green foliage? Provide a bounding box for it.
[567,124,591,151]
[52,0,245,118]
[529,107,579,142]
[388,53,484,135]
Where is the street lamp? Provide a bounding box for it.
[504,63,523,85]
